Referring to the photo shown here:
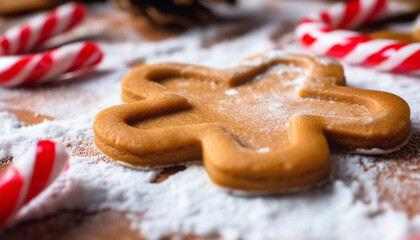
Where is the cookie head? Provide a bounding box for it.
[93,52,411,193]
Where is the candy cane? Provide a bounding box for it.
[296,0,420,74]
[0,3,103,87]
[406,234,420,240]
[0,141,69,228]
[0,3,86,55]
[0,42,103,87]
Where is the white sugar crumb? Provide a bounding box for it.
[271,63,308,76]
[408,165,419,171]
[257,147,270,153]
[0,111,23,132]
[316,56,337,65]
[0,2,420,240]
[355,148,389,154]
[225,89,239,96]
[409,174,420,180]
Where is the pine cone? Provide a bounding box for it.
[113,0,236,28]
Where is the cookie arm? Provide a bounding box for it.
[300,85,411,153]
[93,93,203,168]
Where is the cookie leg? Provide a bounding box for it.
[203,115,331,193]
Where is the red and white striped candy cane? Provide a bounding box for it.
[0,140,69,228]
[296,0,420,74]
[0,3,86,55]
[0,42,103,87]
[0,3,103,87]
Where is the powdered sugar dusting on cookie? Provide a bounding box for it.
[141,63,369,150]
[224,89,239,96]
[316,56,338,66]
[257,147,270,153]
[0,2,420,240]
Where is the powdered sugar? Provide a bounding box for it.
[224,89,239,96]
[315,56,339,66]
[257,147,270,153]
[0,111,23,132]
[1,1,420,240]
[155,62,364,150]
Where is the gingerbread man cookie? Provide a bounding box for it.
[93,52,411,192]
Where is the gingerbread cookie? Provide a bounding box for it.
[93,52,411,192]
